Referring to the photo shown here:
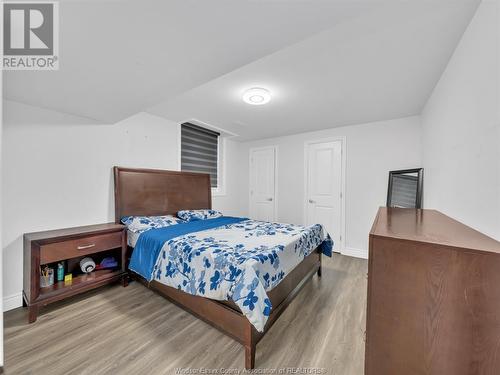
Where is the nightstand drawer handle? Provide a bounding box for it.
[77,244,96,250]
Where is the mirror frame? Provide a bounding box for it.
[386,168,424,209]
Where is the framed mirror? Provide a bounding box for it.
[387,168,424,209]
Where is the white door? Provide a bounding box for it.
[305,140,343,250]
[250,147,276,221]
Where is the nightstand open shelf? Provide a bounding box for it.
[24,223,127,323]
[39,268,122,297]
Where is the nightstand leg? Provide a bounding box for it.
[121,274,129,287]
[28,305,38,323]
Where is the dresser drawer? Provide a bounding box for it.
[40,231,123,264]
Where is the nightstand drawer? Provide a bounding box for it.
[40,231,123,264]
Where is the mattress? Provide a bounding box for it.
[127,229,140,248]
[127,216,333,331]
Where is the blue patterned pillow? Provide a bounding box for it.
[177,209,222,222]
[121,215,182,233]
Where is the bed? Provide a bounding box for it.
[113,166,333,369]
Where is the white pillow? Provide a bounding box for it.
[177,209,222,222]
[121,215,182,233]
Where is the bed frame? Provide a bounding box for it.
[113,166,322,369]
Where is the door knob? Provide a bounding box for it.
[308,199,316,204]
[267,198,273,201]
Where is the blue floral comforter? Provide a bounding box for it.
[129,217,333,332]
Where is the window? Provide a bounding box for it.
[181,122,221,189]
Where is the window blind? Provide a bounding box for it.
[181,122,220,188]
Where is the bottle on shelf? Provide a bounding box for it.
[57,262,64,281]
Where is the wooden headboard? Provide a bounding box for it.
[113,167,212,223]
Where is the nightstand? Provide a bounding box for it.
[23,223,127,323]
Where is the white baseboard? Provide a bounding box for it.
[4,292,23,312]
[341,247,368,259]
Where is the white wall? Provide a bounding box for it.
[211,138,249,217]
[1,101,178,309]
[241,116,422,257]
[0,62,4,368]
[421,0,500,240]
[1,101,247,311]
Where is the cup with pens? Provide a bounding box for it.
[40,266,54,288]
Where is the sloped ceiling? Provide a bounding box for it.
[4,0,480,140]
[3,0,379,123]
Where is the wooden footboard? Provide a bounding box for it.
[132,248,321,369]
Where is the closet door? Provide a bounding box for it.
[249,147,276,222]
[305,140,342,248]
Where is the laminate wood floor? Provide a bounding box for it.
[5,255,367,375]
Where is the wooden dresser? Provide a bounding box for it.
[24,223,127,323]
[365,207,500,375]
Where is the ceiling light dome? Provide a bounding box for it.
[242,87,271,105]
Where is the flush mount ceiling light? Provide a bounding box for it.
[242,87,271,105]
